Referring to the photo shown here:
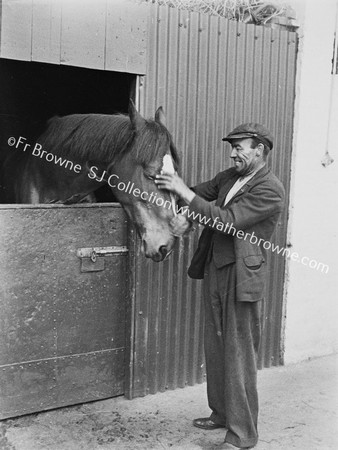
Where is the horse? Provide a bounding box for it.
[0,101,190,261]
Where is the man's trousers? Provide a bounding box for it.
[203,259,263,448]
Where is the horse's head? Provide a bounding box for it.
[108,101,191,262]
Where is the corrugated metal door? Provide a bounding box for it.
[131,4,297,396]
[0,204,129,419]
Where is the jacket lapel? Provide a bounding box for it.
[229,165,270,204]
[216,173,239,206]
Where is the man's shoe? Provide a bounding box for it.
[193,417,225,430]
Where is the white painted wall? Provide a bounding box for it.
[284,0,338,363]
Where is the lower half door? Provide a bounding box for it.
[0,204,129,419]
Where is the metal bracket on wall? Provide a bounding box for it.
[77,246,129,272]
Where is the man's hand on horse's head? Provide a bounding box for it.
[155,173,195,204]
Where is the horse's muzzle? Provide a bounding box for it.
[148,245,171,262]
[141,239,169,262]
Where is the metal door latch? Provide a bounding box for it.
[77,246,128,272]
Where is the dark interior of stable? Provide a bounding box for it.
[0,58,136,203]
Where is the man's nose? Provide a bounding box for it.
[230,148,237,158]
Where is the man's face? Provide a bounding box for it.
[230,138,262,176]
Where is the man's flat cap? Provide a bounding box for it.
[222,123,274,149]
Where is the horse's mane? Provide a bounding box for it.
[37,113,179,168]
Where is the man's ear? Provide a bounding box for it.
[256,143,264,156]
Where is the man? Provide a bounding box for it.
[155,123,285,449]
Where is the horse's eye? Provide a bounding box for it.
[144,173,156,181]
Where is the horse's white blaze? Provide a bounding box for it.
[161,154,175,174]
[161,154,177,216]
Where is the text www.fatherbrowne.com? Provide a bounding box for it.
[175,205,329,275]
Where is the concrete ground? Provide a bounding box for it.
[0,354,337,450]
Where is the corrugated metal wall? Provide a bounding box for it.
[132,4,297,396]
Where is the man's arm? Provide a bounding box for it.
[155,172,284,233]
[190,173,221,202]
[156,171,223,206]
[189,182,285,232]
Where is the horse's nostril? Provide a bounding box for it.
[159,245,168,258]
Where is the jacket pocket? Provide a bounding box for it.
[236,255,266,302]
[244,255,264,270]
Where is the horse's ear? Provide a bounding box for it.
[155,106,166,126]
[128,99,145,130]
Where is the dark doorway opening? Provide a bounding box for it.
[0,58,136,202]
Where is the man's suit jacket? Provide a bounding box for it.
[187,165,285,302]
